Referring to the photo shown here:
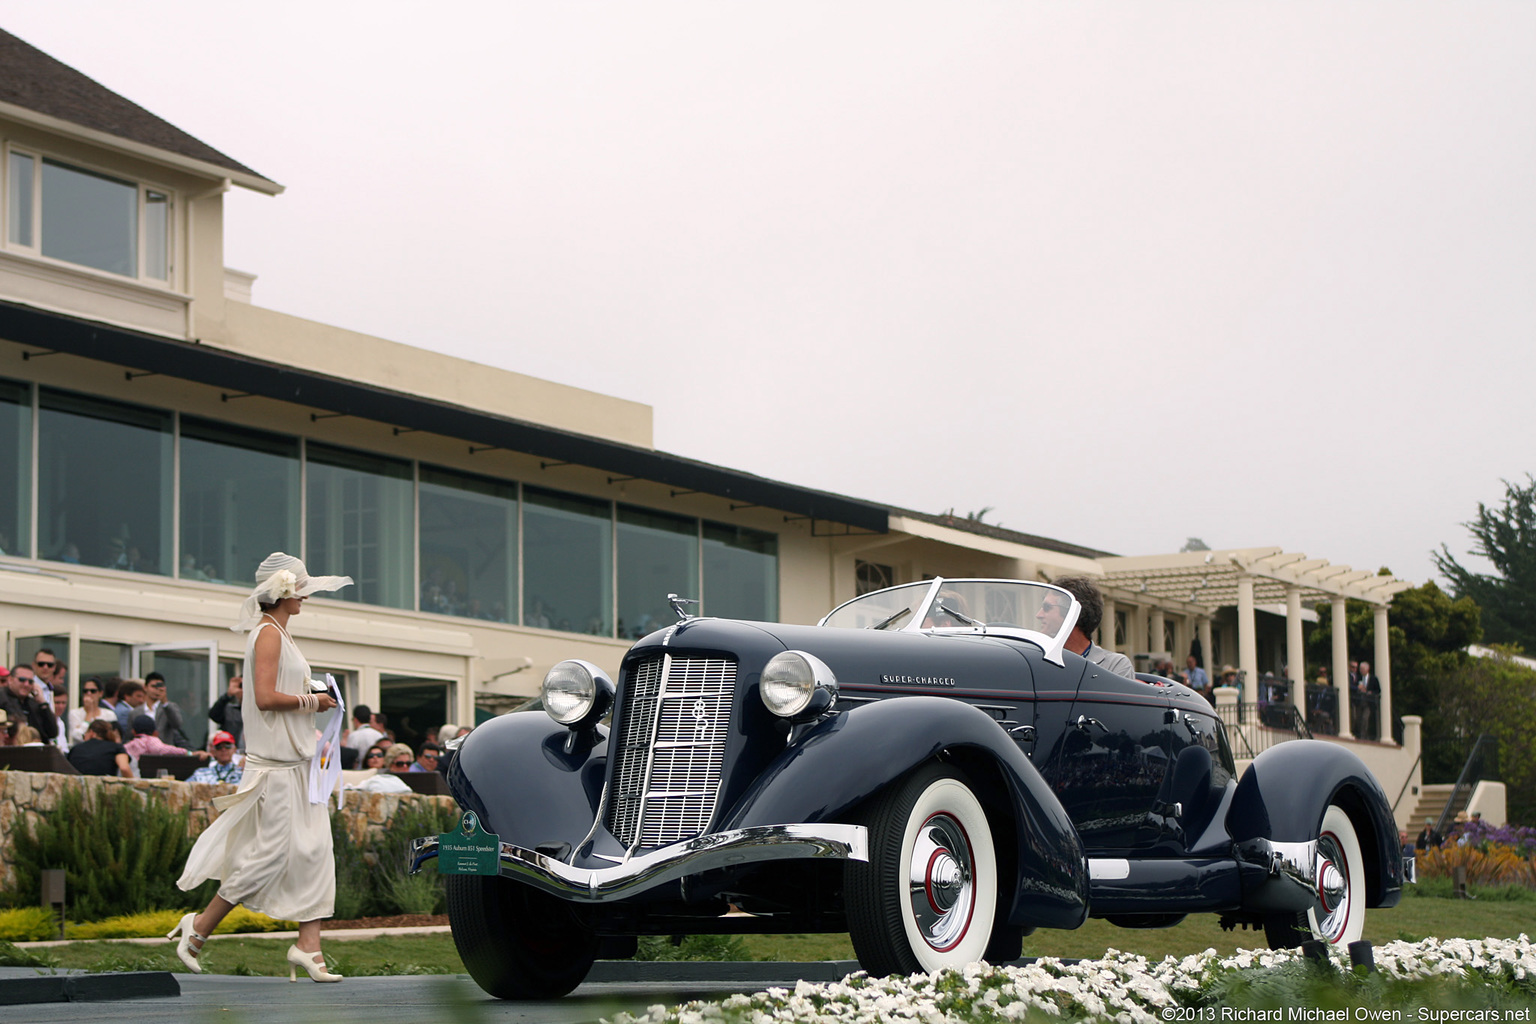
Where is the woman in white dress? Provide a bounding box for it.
[168,553,352,981]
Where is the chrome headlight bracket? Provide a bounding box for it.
[760,650,838,723]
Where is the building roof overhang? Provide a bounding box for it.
[0,300,888,533]
[1099,547,1415,608]
[0,29,280,194]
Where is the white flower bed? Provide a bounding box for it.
[606,936,1536,1024]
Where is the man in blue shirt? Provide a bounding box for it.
[1184,655,1210,692]
[409,742,442,772]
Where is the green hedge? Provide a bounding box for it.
[2,785,218,921]
[333,798,459,919]
[3,785,458,923]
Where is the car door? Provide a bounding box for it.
[1042,665,1173,852]
[1159,687,1236,849]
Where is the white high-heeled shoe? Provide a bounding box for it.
[286,943,343,982]
[166,912,206,974]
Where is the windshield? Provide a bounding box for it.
[818,581,931,632]
[819,578,1081,665]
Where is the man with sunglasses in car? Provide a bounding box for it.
[1038,576,1137,680]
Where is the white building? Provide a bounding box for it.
[0,27,1431,821]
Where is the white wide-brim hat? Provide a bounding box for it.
[233,552,353,631]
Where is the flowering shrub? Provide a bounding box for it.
[1456,820,1536,857]
[1418,843,1536,888]
[604,937,1536,1024]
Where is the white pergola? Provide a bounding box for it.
[1098,547,1416,741]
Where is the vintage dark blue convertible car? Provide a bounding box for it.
[411,578,1406,999]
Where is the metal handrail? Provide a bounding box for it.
[1391,751,1423,814]
[1216,702,1312,759]
[1433,733,1496,839]
[1294,706,1314,741]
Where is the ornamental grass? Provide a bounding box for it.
[1418,843,1536,888]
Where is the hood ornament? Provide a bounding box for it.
[668,593,699,622]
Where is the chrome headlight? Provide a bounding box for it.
[542,659,614,729]
[760,650,838,720]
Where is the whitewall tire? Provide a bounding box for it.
[847,764,999,976]
[1264,803,1366,949]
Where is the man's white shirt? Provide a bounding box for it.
[347,724,384,755]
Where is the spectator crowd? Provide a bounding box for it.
[0,654,473,787]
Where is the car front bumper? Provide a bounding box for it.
[408,822,869,903]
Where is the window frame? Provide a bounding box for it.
[2,143,176,287]
[0,379,783,634]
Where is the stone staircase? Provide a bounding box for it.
[1401,783,1464,833]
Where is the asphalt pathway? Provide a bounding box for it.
[0,964,855,1024]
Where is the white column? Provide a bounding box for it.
[1102,597,1117,651]
[1285,585,1305,688]
[1237,575,1259,700]
[1399,715,1423,831]
[1124,604,1148,660]
[1150,607,1166,657]
[1375,604,1394,744]
[1332,597,1352,739]
[1198,616,1214,681]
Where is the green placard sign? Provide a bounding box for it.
[437,810,501,876]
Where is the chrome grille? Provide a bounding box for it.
[606,654,736,849]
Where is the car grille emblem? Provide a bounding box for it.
[691,698,708,727]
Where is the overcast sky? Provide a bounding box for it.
[9,4,1534,589]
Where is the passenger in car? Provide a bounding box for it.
[1045,576,1137,679]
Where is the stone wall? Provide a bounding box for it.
[0,771,455,891]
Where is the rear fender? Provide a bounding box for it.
[716,696,1089,930]
[1227,740,1403,908]
[447,711,607,853]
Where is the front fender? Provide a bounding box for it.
[1228,740,1403,909]
[447,711,607,851]
[716,696,1089,930]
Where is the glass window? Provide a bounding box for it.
[523,486,611,635]
[856,560,894,595]
[617,505,697,640]
[145,191,168,281]
[0,379,31,557]
[379,673,454,752]
[7,152,34,246]
[703,522,777,621]
[419,465,517,622]
[38,389,172,573]
[41,159,137,277]
[305,443,413,609]
[179,417,300,585]
[138,648,215,750]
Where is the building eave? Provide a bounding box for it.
[0,99,283,195]
[0,300,887,532]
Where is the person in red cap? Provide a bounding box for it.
[188,731,242,785]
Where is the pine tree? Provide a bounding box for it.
[1434,475,1536,652]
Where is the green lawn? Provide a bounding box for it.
[9,890,1534,977]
